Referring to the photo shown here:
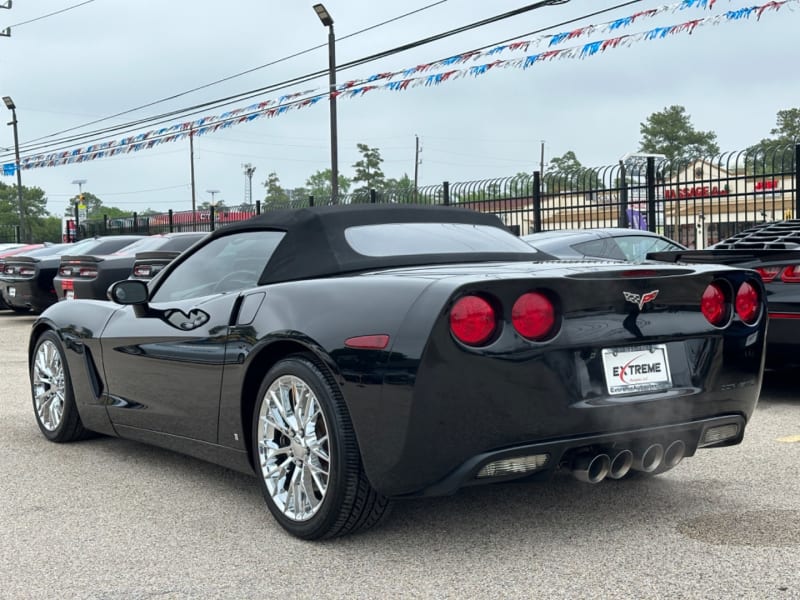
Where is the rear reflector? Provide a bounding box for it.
[699,424,740,447]
[344,335,390,350]
[61,280,74,291]
[477,454,549,478]
[450,295,497,346]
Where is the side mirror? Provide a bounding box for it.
[108,279,149,305]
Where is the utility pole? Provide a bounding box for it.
[540,140,545,175]
[190,126,197,230]
[413,135,421,202]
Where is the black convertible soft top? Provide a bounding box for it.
[209,204,549,284]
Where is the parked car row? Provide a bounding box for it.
[0,232,205,313]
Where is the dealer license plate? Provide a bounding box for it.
[602,345,671,395]
[65,290,74,300]
[7,287,15,298]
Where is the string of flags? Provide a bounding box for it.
[5,0,796,173]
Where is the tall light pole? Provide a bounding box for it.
[313,3,339,205]
[206,189,220,207]
[3,96,26,241]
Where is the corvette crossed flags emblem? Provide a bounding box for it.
[623,290,659,310]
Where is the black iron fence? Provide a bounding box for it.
[72,144,800,249]
[0,224,20,244]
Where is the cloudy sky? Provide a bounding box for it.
[0,0,797,216]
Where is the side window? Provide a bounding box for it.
[616,235,682,261]
[571,238,626,261]
[152,231,284,302]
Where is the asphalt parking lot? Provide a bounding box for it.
[1,311,799,600]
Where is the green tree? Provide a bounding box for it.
[638,105,720,163]
[351,144,386,197]
[262,171,289,208]
[745,107,800,175]
[305,169,351,203]
[0,181,51,241]
[65,191,133,220]
[30,216,63,243]
[544,151,602,193]
[198,199,226,211]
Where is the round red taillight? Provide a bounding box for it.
[701,282,728,326]
[512,292,556,341]
[450,295,496,346]
[735,281,760,324]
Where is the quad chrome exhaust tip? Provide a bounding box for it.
[571,452,611,483]
[606,449,634,480]
[632,443,664,473]
[663,439,686,468]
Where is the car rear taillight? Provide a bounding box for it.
[781,265,800,283]
[512,292,557,341]
[701,282,729,327]
[133,265,152,278]
[735,281,760,324]
[79,267,97,278]
[59,266,73,276]
[18,267,35,276]
[450,295,497,346]
[755,266,781,282]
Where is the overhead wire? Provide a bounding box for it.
[10,0,580,157]
[6,0,651,163]
[3,0,97,28]
[16,0,452,144]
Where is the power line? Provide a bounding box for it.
[13,0,573,154]
[3,0,97,28]
[16,0,450,143]
[6,0,648,163]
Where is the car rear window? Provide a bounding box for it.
[344,223,535,257]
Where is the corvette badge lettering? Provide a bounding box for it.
[624,290,659,310]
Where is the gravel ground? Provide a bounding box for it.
[1,311,799,600]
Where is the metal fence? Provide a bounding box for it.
[73,144,800,249]
[0,224,19,243]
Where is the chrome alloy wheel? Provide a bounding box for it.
[32,340,66,432]
[257,374,331,522]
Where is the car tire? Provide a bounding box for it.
[10,306,30,314]
[30,331,92,442]
[252,355,391,539]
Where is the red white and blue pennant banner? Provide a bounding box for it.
[10,0,796,171]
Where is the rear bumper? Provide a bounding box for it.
[1,280,56,312]
[351,332,763,498]
[404,414,744,497]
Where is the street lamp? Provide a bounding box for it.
[3,95,26,241]
[206,189,221,206]
[313,3,339,204]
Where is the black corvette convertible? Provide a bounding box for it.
[29,205,767,539]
